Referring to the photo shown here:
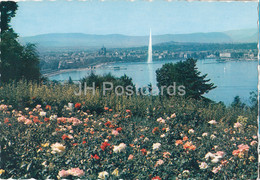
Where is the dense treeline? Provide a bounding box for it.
[153,42,257,52]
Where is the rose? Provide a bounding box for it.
[98,171,109,179]
[152,143,161,150]
[51,143,66,154]
[113,143,127,153]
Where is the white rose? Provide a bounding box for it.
[202,133,208,137]
[98,171,109,179]
[39,111,46,117]
[208,120,217,125]
[113,143,127,153]
[50,143,66,154]
[188,129,194,134]
[199,162,208,169]
[152,143,161,150]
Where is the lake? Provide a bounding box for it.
[49,59,258,105]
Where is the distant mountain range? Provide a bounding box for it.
[20,28,257,50]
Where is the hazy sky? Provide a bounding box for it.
[11,1,258,37]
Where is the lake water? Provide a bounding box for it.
[49,59,258,105]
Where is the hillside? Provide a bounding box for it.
[20,29,257,50]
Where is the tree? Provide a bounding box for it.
[156,58,216,99]
[0,1,41,83]
[249,91,257,110]
[80,73,135,94]
[68,76,74,84]
[0,1,18,33]
[20,43,41,80]
[231,96,245,109]
[0,31,23,82]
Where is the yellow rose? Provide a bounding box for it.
[0,169,5,175]
[41,143,49,147]
[112,168,119,176]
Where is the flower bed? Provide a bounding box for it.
[0,102,258,179]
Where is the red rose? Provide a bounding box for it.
[91,154,100,160]
[152,127,159,134]
[101,142,110,151]
[4,118,9,124]
[75,103,81,109]
[104,121,111,127]
[152,176,162,180]
[44,117,50,122]
[62,134,69,140]
[45,105,51,110]
[140,148,147,155]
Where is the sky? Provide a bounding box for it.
[11,1,258,37]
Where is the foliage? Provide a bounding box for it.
[0,94,257,179]
[156,58,216,99]
[231,96,246,109]
[249,91,258,110]
[0,1,41,83]
[79,73,136,94]
[0,1,18,33]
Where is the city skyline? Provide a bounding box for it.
[11,1,258,37]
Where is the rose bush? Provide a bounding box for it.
[0,100,257,179]
[0,81,258,179]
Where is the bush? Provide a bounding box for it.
[0,98,257,179]
[79,73,136,95]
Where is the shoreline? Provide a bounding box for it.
[43,62,113,77]
[43,58,258,77]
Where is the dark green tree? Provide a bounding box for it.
[0,31,23,82]
[80,73,135,93]
[0,1,18,33]
[67,76,74,84]
[249,91,257,110]
[156,58,216,99]
[231,96,245,109]
[20,43,41,80]
[0,1,41,83]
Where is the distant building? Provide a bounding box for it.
[99,46,107,56]
[207,54,216,58]
[219,52,231,58]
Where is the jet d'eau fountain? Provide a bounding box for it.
[147,29,154,89]
[147,29,152,63]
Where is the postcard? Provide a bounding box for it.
[0,0,258,179]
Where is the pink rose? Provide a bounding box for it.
[68,168,85,177]
[18,116,26,123]
[59,168,85,177]
[112,130,119,136]
[128,154,134,160]
[58,170,70,177]
[250,140,257,146]
[155,159,164,167]
[238,144,249,152]
[212,166,221,174]
[215,151,225,158]
[234,122,242,128]
[24,119,33,125]
[70,118,82,126]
